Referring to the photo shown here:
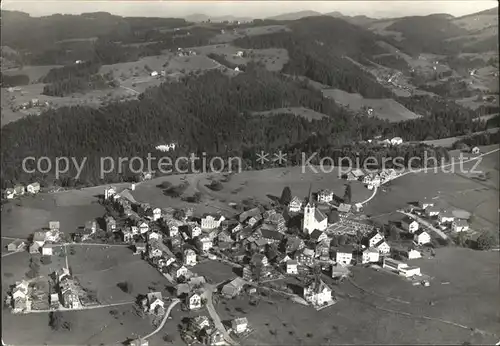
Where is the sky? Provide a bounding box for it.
[1,0,498,19]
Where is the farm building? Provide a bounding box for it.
[26,182,41,194]
[4,188,15,199]
[232,317,249,334]
[418,199,434,210]
[7,240,25,252]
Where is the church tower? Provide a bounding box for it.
[303,184,316,234]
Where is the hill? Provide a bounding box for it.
[266,11,323,21]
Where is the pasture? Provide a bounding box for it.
[210,25,290,43]
[322,88,422,122]
[2,65,63,83]
[252,107,327,121]
[191,260,237,284]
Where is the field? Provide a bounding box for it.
[210,25,290,44]
[221,247,499,345]
[363,145,500,232]
[421,127,499,148]
[131,166,372,218]
[322,88,422,122]
[2,65,63,82]
[192,44,289,72]
[1,192,105,239]
[191,260,238,284]
[252,107,327,121]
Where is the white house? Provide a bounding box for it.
[236,51,244,57]
[286,260,298,274]
[198,237,213,252]
[231,317,248,334]
[362,247,380,264]
[26,182,41,194]
[401,217,419,233]
[201,215,225,230]
[183,249,197,266]
[399,266,421,278]
[335,247,353,265]
[42,244,54,256]
[317,190,334,203]
[382,257,407,272]
[390,137,403,145]
[452,219,469,232]
[152,208,162,221]
[419,199,434,210]
[150,71,158,77]
[138,221,149,234]
[375,240,391,255]
[471,146,480,154]
[406,249,422,259]
[425,206,441,217]
[303,279,333,307]
[104,186,117,199]
[187,223,202,238]
[413,229,431,245]
[438,212,454,224]
[288,196,302,213]
[186,292,202,310]
[4,188,15,199]
[368,233,384,248]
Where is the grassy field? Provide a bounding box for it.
[210,25,290,44]
[252,107,327,121]
[322,88,422,122]
[1,193,105,238]
[192,260,238,284]
[2,65,63,82]
[422,127,499,148]
[364,145,499,232]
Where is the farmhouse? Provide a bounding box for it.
[452,219,469,232]
[335,246,353,265]
[286,259,299,274]
[33,231,47,246]
[391,137,403,145]
[29,242,41,254]
[26,182,41,194]
[288,196,303,212]
[438,211,455,224]
[362,247,380,263]
[232,317,249,334]
[134,243,146,255]
[317,190,334,203]
[7,240,25,252]
[49,221,60,230]
[404,248,422,259]
[401,217,419,233]
[413,229,431,245]
[143,292,165,315]
[150,71,158,77]
[190,315,211,332]
[221,277,246,298]
[196,237,214,252]
[295,248,315,266]
[375,240,391,255]
[186,292,202,310]
[303,279,333,307]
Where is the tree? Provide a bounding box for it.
[49,311,71,331]
[389,225,400,241]
[328,210,339,224]
[280,186,292,205]
[338,235,347,246]
[476,232,497,250]
[331,236,339,247]
[159,181,173,189]
[117,281,133,294]
[343,184,352,204]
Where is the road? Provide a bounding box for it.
[397,210,448,240]
[15,301,134,314]
[204,285,239,345]
[1,249,25,258]
[357,147,500,206]
[142,298,180,340]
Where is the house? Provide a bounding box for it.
[231,223,243,234]
[186,292,202,310]
[201,215,225,230]
[247,215,262,227]
[317,190,334,203]
[29,242,41,254]
[288,196,303,212]
[7,240,25,252]
[26,182,41,194]
[285,236,305,254]
[399,266,421,278]
[401,217,419,233]
[286,260,299,274]
[148,231,162,241]
[438,211,454,224]
[375,240,391,255]
[315,241,330,260]
[137,221,149,234]
[184,249,197,266]
[184,223,202,238]
[134,243,146,255]
[418,199,434,210]
[42,244,54,256]
[303,193,328,234]
[13,185,25,196]
[49,221,60,230]
[337,203,352,214]
[425,206,441,217]
[197,237,213,252]
[303,279,333,307]
[4,188,15,199]
[295,248,315,266]
[190,315,211,332]
[413,229,431,245]
[310,230,327,243]
[236,51,244,57]
[335,247,353,265]
[234,66,240,72]
[232,317,248,334]
[345,169,364,181]
[217,230,232,244]
[151,207,162,221]
[129,338,149,346]
[144,292,164,314]
[33,231,47,246]
[250,253,269,267]
[452,219,469,232]
[368,232,384,248]
[122,228,134,243]
[471,146,480,154]
[104,186,117,199]
[221,277,246,298]
[383,257,407,272]
[391,137,403,145]
[405,248,422,259]
[260,229,284,244]
[362,247,380,264]
[150,71,158,77]
[105,217,116,232]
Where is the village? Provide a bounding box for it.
[2,163,477,346]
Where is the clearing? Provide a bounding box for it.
[252,107,327,121]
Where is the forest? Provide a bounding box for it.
[0,66,491,188]
[0,73,30,87]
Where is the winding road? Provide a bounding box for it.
[142,298,180,340]
[204,285,239,345]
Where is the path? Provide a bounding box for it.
[16,301,134,314]
[397,210,448,240]
[204,285,239,345]
[357,147,500,206]
[120,85,140,95]
[1,250,24,258]
[142,298,180,340]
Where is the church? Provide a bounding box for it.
[302,187,328,234]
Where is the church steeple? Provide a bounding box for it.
[307,183,313,206]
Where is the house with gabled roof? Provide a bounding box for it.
[7,239,26,252]
[413,229,431,245]
[288,196,303,212]
[317,189,334,203]
[183,249,197,266]
[303,278,333,307]
[335,246,353,265]
[186,292,202,310]
[368,232,384,248]
[232,317,249,334]
[375,240,391,254]
[452,219,469,232]
[362,247,380,263]
[401,217,419,233]
[26,182,41,194]
[286,260,299,274]
[310,229,327,243]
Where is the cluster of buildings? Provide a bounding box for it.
[29,221,63,255]
[51,268,85,310]
[3,182,41,199]
[410,198,471,233]
[341,168,401,190]
[181,315,249,345]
